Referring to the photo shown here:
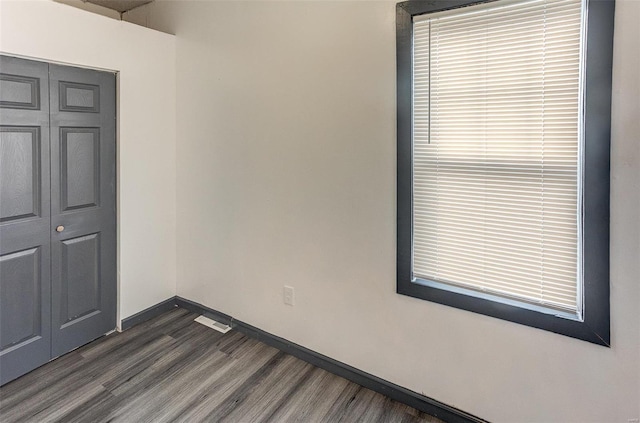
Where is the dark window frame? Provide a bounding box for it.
[396,0,615,346]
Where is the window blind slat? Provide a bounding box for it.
[412,0,584,312]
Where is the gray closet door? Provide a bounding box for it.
[49,64,116,358]
[0,56,52,384]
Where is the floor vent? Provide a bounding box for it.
[194,315,232,334]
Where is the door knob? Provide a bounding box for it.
[56,225,65,233]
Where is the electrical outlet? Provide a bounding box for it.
[283,286,295,306]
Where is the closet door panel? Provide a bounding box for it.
[49,64,116,358]
[0,56,51,385]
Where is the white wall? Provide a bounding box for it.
[128,1,640,421]
[0,0,178,322]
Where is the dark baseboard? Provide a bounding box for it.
[174,296,233,323]
[173,296,487,423]
[121,297,178,330]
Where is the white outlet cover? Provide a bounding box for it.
[284,286,295,305]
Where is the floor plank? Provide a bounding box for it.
[0,308,444,423]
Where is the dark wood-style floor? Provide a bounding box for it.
[0,307,443,423]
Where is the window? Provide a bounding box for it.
[396,0,615,345]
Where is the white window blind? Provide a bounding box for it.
[412,0,585,313]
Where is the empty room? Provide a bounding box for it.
[0,0,638,421]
